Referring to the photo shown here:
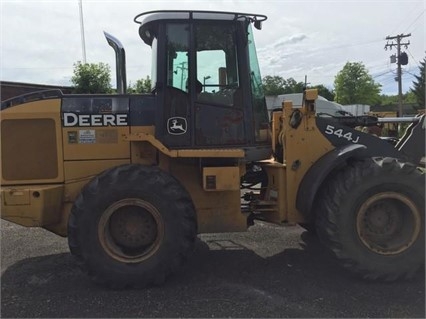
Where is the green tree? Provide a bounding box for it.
[405,91,417,104]
[134,76,152,93]
[285,77,305,93]
[262,75,305,95]
[379,92,417,106]
[262,75,287,95]
[334,62,381,105]
[128,76,152,94]
[410,57,425,108]
[71,62,112,94]
[311,84,335,101]
[379,94,398,106]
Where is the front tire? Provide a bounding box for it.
[67,164,197,288]
[316,157,425,281]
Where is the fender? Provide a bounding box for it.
[298,117,413,219]
[296,144,367,220]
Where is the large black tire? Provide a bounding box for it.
[316,157,425,281]
[298,223,316,234]
[67,164,197,288]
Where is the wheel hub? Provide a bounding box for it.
[98,198,164,263]
[110,207,157,248]
[364,202,399,235]
[357,192,421,255]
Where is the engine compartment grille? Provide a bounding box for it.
[1,119,58,181]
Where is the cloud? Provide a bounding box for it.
[1,1,424,94]
[273,34,307,48]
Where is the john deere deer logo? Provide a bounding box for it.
[167,117,187,135]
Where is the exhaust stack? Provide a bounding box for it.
[104,31,127,94]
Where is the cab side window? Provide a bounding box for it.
[166,24,189,92]
[164,23,190,118]
[195,24,240,107]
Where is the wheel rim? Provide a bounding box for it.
[356,192,421,255]
[98,198,164,263]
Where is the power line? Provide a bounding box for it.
[373,69,395,79]
[404,9,425,33]
[404,70,420,77]
[390,4,422,35]
[258,37,383,59]
[406,48,420,67]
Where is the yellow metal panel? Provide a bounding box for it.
[203,167,240,191]
[1,184,64,226]
[42,202,72,237]
[123,132,245,158]
[64,159,130,182]
[170,160,247,233]
[196,192,246,233]
[123,132,177,157]
[1,99,61,114]
[130,125,155,135]
[261,97,335,224]
[262,162,287,223]
[178,149,244,158]
[283,102,334,222]
[62,127,130,160]
[63,159,130,202]
[129,128,158,165]
[0,99,64,185]
[304,89,318,101]
[2,119,59,181]
[130,141,158,166]
[271,110,282,154]
[3,189,30,205]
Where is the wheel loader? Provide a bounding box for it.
[1,10,425,288]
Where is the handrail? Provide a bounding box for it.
[134,10,267,25]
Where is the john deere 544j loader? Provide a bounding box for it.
[1,10,424,288]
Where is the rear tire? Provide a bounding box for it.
[316,157,425,281]
[298,223,316,234]
[67,164,197,288]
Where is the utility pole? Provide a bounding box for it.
[384,33,411,117]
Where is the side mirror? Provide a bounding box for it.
[254,20,262,30]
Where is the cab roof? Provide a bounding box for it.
[134,10,267,27]
[135,10,267,45]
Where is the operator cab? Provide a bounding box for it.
[134,10,271,161]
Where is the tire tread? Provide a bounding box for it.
[67,164,197,288]
[316,157,425,281]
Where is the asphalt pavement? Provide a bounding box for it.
[1,220,425,318]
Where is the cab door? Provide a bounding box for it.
[158,20,264,151]
[193,23,247,147]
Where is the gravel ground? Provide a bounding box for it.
[1,220,424,318]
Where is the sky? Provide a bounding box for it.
[1,0,425,95]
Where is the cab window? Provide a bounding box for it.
[195,23,240,107]
[166,23,189,92]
